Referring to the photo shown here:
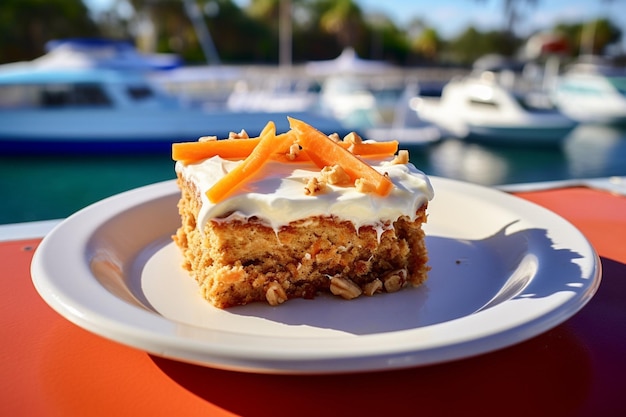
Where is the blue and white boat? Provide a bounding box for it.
[0,40,348,154]
[0,67,348,153]
[552,57,626,126]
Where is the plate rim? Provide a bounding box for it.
[30,177,602,373]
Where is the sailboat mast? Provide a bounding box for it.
[279,0,292,68]
[183,0,221,65]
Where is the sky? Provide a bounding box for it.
[85,0,626,47]
[357,0,625,39]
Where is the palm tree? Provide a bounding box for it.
[0,0,99,63]
[318,0,364,49]
[412,28,442,60]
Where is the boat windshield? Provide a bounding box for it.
[468,98,498,109]
[608,77,626,97]
[513,92,557,113]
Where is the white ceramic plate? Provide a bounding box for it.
[31,177,601,374]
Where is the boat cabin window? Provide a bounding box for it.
[42,83,112,107]
[0,84,39,108]
[0,83,111,108]
[126,85,154,101]
[468,98,499,109]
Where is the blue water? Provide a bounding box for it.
[1,123,625,225]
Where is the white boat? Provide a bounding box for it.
[364,81,442,146]
[307,48,402,130]
[316,72,426,131]
[0,66,348,154]
[226,75,321,113]
[305,47,392,75]
[413,71,577,146]
[552,58,626,126]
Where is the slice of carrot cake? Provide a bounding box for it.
[172,117,434,308]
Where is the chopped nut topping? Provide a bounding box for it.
[286,143,301,160]
[327,133,341,142]
[343,132,363,153]
[382,269,408,293]
[198,135,218,142]
[320,164,351,186]
[304,177,327,195]
[228,129,250,139]
[266,282,288,306]
[330,276,362,299]
[343,131,363,145]
[390,150,409,165]
[355,178,376,193]
[363,279,383,296]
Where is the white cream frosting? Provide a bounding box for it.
[176,155,434,231]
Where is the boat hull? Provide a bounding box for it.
[465,124,576,146]
[0,109,349,154]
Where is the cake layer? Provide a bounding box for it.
[174,175,429,308]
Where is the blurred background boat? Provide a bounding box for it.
[551,56,626,126]
[308,48,401,129]
[10,37,183,71]
[0,39,349,153]
[412,67,577,146]
[364,80,442,146]
[225,74,321,113]
[303,48,442,144]
[315,73,408,130]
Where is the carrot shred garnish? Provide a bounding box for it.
[205,122,295,203]
[259,121,275,137]
[172,138,261,164]
[173,126,398,165]
[288,117,394,196]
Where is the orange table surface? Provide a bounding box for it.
[2,187,625,417]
